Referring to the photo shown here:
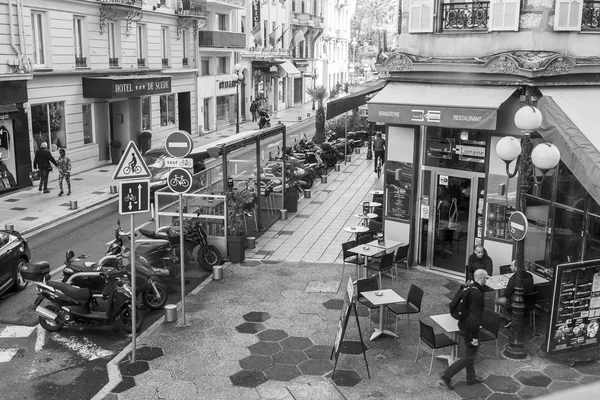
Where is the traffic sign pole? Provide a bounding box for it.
[179,194,186,325]
[130,214,137,363]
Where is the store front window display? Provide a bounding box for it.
[31,102,66,151]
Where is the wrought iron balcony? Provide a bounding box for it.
[177,0,207,16]
[99,0,143,36]
[582,1,600,29]
[137,58,145,67]
[182,57,189,66]
[97,0,142,6]
[75,57,87,67]
[206,0,245,7]
[162,58,169,67]
[197,31,245,48]
[109,57,119,67]
[441,1,489,31]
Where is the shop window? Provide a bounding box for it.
[161,26,170,67]
[82,104,93,145]
[107,21,120,67]
[217,14,227,31]
[31,11,49,67]
[217,57,227,74]
[137,24,147,67]
[201,58,210,75]
[549,206,584,268]
[142,97,151,130]
[181,29,188,66]
[160,94,175,126]
[424,127,486,173]
[555,162,586,210]
[241,16,245,33]
[31,102,66,151]
[73,16,87,67]
[585,214,600,261]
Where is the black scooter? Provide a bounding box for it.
[258,110,271,129]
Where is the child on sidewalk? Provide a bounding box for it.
[57,148,71,196]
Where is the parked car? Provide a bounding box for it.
[0,229,31,296]
[142,146,207,194]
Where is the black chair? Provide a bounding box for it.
[387,284,424,333]
[357,234,372,245]
[365,252,395,287]
[415,320,457,375]
[367,220,383,240]
[356,277,380,333]
[499,264,512,275]
[523,290,539,333]
[533,283,553,324]
[342,240,362,278]
[479,309,501,359]
[392,244,409,274]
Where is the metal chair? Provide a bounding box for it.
[387,284,424,333]
[357,234,372,245]
[356,277,380,333]
[342,240,362,278]
[523,290,539,333]
[392,244,409,275]
[365,252,395,288]
[415,320,457,375]
[479,309,501,359]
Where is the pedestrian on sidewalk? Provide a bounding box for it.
[373,133,385,171]
[439,269,487,390]
[250,100,258,122]
[33,142,57,194]
[57,148,72,196]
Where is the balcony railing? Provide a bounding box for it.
[206,0,245,7]
[182,57,189,66]
[162,58,169,67]
[442,1,489,31]
[75,57,87,67]
[109,57,119,67]
[97,0,142,6]
[197,31,245,48]
[582,1,600,29]
[177,0,207,16]
[137,58,145,67]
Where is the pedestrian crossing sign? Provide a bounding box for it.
[112,141,151,181]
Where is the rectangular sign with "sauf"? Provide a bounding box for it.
[165,157,193,168]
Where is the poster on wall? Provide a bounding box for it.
[385,160,412,222]
[546,260,600,356]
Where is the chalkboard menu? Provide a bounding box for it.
[546,260,600,356]
[385,160,412,222]
[332,278,355,363]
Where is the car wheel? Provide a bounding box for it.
[13,258,29,292]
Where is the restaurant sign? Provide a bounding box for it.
[368,103,498,130]
[83,76,172,99]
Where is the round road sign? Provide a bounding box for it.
[165,130,193,158]
[508,211,528,241]
[167,168,193,194]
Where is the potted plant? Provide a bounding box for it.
[139,130,152,154]
[283,159,304,213]
[110,140,122,165]
[226,189,255,263]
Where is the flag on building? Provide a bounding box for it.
[268,26,279,47]
[276,26,289,44]
[290,29,305,48]
[251,25,263,46]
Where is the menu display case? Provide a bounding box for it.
[485,203,514,241]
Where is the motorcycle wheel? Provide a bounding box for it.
[39,316,63,332]
[117,305,144,334]
[302,176,314,189]
[317,166,328,177]
[197,246,223,272]
[142,283,168,311]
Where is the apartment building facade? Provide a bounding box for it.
[370,0,600,278]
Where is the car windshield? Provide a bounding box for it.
[143,153,166,168]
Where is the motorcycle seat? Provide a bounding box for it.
[47,281,92,301]
[139,228,159,239]
[68,259,98,271]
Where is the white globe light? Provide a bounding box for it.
[514,105,543,132]
[234,63,242,72]
[532,143,560,170]
[496,136,521,162]
[238,72,244,80]
[231,73,238,81]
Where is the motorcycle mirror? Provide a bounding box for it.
[66,249,75,261]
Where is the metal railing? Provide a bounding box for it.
[177,0,207,16]
[582,0,600,29]
[109,57,119,67]
[75,57,87,67]
[442,1,489,30]
[137,58,145,67]
[98,0,142,6]
[197,31,245,48]
[162,58,169,67]
[182,57,188,66]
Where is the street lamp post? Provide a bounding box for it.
[351,38,357,84]
[311,69,318,111]
[231,63,244,134]
[496,104,560,360]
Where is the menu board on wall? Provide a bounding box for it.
[385,160,412,222]
[546,260,600,356]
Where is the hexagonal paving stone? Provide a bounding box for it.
[235,322,266,334]
[280,336,314,351]
[243,311,272,322]
[543,364,582,381]
[573,360,600,376]
[239,355,274,371]
[257,329,289,342]
[264,364,301,381]
[272,349,308,365]
[452,381,492,399]
[340,340,368,355]
[514,370,552,387]
[229,369,268,388]
[487,394,520,400]
[329,369,363,387]
[135,346,164,361]
[248,341,283,356]
[322,299,344,310]
[111,376,135,394]
[297,359,333,376]
[484,375,521,394]
[118,360,149,376]
[304,345,331,360]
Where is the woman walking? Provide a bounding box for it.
[57,148,72,196]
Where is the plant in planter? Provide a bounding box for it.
[110,140,122,165]
[139,131,152,154]
[282,159,305,213]
[225,189,256,263]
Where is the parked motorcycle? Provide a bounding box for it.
[258,110,271,129]
[23,262,143,334]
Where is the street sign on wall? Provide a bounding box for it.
[119,180,150,215]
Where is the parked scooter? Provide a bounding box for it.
[258,110,271,129]
[23,262,143,334]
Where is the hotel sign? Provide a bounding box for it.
[368,103,498,130]
[83,76,172,99]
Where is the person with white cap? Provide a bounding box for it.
[33,142,57,193]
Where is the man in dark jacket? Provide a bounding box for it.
[494,260,534,322]
[33,142,58,193]
[440,269,488,389]
[466,245,493,282]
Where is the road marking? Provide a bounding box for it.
[51,334,113,361]
[35,325,46,352]
[0,348,18,363]
[0,325,36,338]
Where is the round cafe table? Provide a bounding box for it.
[354,213,378,226]
[369,190,384,195]
[344,225,369,242]
[362,201,382,213]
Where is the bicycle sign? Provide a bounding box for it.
[113,141,151,181]
[167,168,193,193]
[119,180,150,215]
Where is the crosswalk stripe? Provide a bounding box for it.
[0,326,36,338]
[35,325,45,352]
[51,334,113,361]
[0,348,18,363]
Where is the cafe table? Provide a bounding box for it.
[484,274,510,313]
[504,272,550,285]
[343,225,369,242]
[430,313,460,366]
[348,243,385,279]
[354,213,378,226]
[362,201,382,213]
[369,190,384,196]
[361,289,406,340]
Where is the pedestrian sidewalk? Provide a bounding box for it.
[0,102,316,238]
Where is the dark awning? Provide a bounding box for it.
[326,81,386,120]
[367,82,516,130]
[538,88,600,205]
[0,104,18,114]
[83,75,171,99]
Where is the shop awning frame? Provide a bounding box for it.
[279,61,301,76]
[537,88,600,206]
[326,81,386,120]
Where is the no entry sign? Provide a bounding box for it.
[165,130,193,158]
[509,211,528,241]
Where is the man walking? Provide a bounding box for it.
[33,142,57,194]
[439,269,487,389]
[250,100,258,122]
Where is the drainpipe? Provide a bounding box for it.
[17,0,31,72]
[8,0,23,69]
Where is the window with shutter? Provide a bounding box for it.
[554,0,583,31]
[408,0,434,33]
[488,0,520,32]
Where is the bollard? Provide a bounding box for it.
[303,189,311,198]
[4,224,14,232]
[213,265,223,280]
[109,185,118,194]
[280,209,288,220]
[307,113,311,117]
[69,200,78,210]
[164,304,177,323]
[355,148,361,154]
[320,175,328,184]
[346,155,352,163]
[335,164,341,172]
[247,237,256,249]
[297,116,302,121]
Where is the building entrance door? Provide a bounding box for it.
[419,169,480,276]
